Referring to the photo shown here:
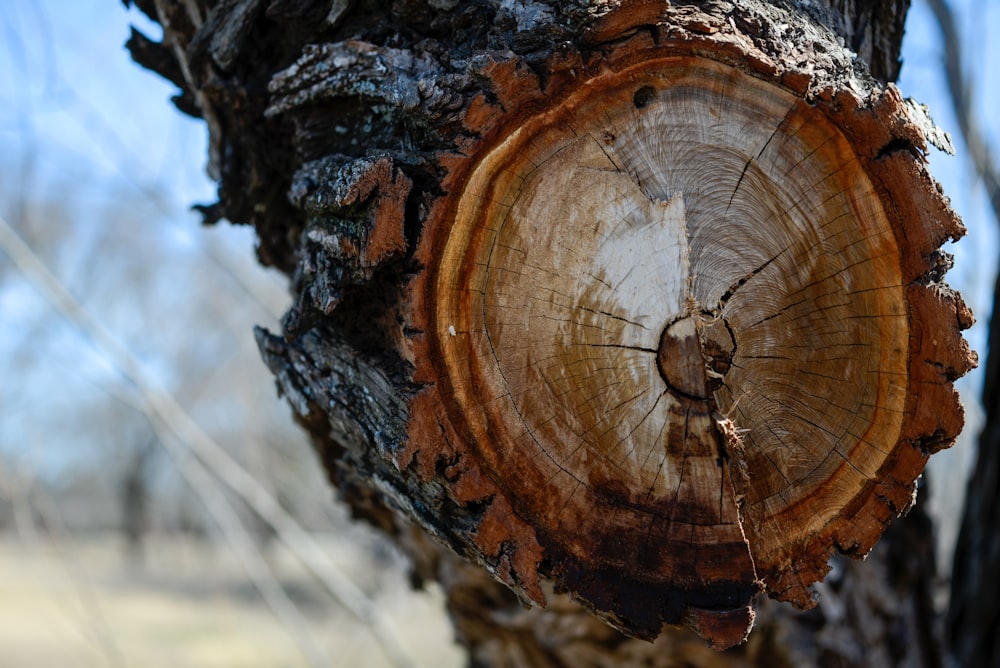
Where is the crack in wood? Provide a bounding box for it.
[410,49,971,650]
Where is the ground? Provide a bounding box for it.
[0,532,462,667]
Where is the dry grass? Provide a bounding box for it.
[0,532,464,667]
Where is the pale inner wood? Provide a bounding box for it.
[435,58,908,564]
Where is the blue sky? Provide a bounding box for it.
[0,1,214,213]
[0,1,291,486]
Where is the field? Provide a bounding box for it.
[0,532,463,667]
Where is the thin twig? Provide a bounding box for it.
[143,415,332,668]
[32,75,286,321]
[0,214,419,668]
[0,219,329,668]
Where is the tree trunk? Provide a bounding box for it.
[949,270,1000,668]
[128,0,974,664]
[120,438,155,560]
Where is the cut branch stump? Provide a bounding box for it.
[131,0,975,653]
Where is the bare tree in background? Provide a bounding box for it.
[0,169,329,540]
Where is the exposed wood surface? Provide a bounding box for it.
[129,0,975,658]
[403,31,973,645]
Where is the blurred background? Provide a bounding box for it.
[0,1,995,666]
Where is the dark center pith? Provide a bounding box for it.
[656,312,735,400]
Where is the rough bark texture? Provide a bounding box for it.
[129,0,973,664]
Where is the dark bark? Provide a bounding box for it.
[809,0,910,82]
[949,272,1000,668]
[128,0,968,664]
[121,439,156,559]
